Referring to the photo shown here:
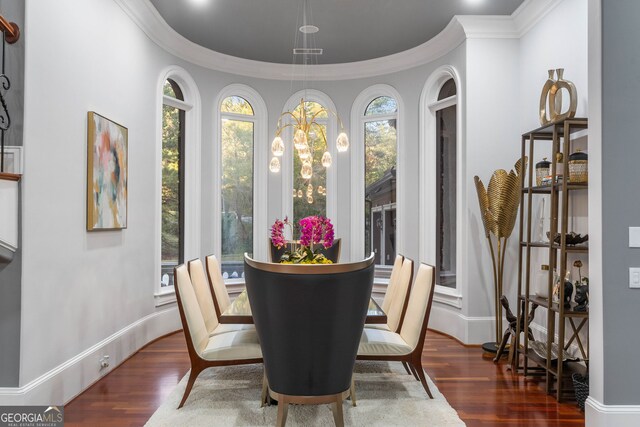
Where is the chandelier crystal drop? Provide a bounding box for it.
[269,156,281,173]
[297,189,303,198]
[300,160,313,180]
[321,151,332,167]
[336,132,350,152]
[271,136,285,157]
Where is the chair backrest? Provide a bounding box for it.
[400,263,436,352]
[205,254,231,317]
[269,238,342,263]
[174,264,209,357]
[244,253,375,397]
[381,254,405,313]
[188,259,220,334]
[385,258,414,332]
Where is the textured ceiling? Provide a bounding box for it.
[148,0,524,64]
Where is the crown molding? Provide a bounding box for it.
[114,0,564,81]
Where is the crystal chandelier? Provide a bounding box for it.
[269,99,349,203]
[267,0,349,204]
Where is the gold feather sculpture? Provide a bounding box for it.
[474,157,526,348]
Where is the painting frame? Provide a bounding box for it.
[87,111,128,231]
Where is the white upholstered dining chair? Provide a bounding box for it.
[358,262,436,398]
[205,254,232,318]
[365,257,414,333]
[188,258,253,336]
[380,254,404,313]
[173,264,262,408]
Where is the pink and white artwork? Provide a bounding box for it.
[87,112,128,230]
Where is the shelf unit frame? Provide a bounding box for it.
[515,117,588,401]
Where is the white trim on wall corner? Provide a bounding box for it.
[114,0,564,81]
[0,308,181,406]
[586,398,640,427]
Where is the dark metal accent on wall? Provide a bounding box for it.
[0,15,19,173]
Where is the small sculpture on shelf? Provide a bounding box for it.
[573,260,589,312]
[553,270,573,307]
[547,231,589,246]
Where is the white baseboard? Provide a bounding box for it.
[586,397,640,427]
[0,307,181,406]
[429,303,494,344]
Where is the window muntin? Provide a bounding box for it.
[292,101,327,233]
[435,79,457,288]
[221,97,255,279]
[161,79,185,288]
[364,103,398,266]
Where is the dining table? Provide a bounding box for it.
[219,289,387,324]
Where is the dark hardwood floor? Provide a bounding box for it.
[64,330,585,426]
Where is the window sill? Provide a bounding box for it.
[154,288,176,307]
[433,285,462,309]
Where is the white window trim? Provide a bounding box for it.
[350,84,405,264]
[155,65,202,305]
[280,90,338,233]
[213,84,269,268]
[419,65,465,301]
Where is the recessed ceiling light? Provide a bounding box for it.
[466,0,484,5]
[299,25,319,34]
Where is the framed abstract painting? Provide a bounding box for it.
[87,111,128,231]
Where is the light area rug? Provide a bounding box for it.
[145,361,465,426]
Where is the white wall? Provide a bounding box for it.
[519,0,588,131]
[464,37,522,341]
[19,0,180,390]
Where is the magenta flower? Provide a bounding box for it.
[271,218,286,248]
[322,217,334,249]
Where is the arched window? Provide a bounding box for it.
[435,79,457,289]
[364,96,398,266]
[160,78,186,288]
[350,85,404,268]
[156,66,201,305]
[220,95,255,278]
[214,84,268,279]
[420,66,462,302]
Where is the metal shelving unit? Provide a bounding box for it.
[515,118,589,401]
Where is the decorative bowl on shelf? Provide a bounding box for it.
[546,231,589,246]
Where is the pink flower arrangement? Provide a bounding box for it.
[270,215,335,263]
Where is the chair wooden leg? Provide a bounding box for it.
[408,362,420,381]
[349,377,357,407]
[402,361,412,375]
[178,368,200,409]
[261,371,269,407]
[412,360,433,399]
[332,394,344,427]
[276,395,289,427]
